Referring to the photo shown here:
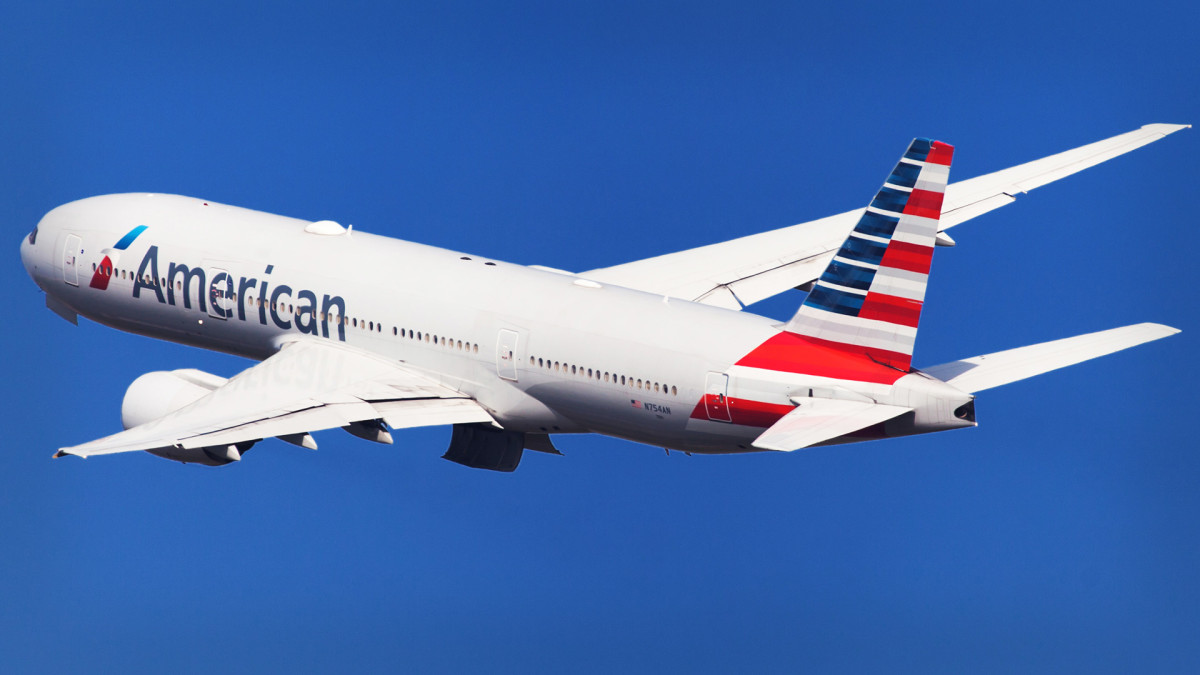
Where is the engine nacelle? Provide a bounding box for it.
[121,369,227,430]
[122,369,253,466]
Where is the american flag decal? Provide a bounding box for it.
[630,400,642,408]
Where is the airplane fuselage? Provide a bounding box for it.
[21,193,973,458]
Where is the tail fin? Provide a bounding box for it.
[786,138,954,371]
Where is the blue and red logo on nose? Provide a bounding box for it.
[88,225,148,290]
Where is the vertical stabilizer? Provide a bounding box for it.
[785,139,953,370]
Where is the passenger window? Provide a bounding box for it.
[671,386,678,396]
[637,379,642,389]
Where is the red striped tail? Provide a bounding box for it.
[785,138,953,371]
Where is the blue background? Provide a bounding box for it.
[3,2,1197,672]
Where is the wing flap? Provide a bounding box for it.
[751,399,911,452]
[583,211,852,308]
[374,398,495,429]
[923,322,1180,394]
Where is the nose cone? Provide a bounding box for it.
[20,228,35,280]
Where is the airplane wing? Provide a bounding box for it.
[751,398,911,452]
[922,322,1180,394]
[582,123,1189,310]
[55,338,495,458]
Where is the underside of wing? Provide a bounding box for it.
[752,399,912,452]
[56,338,494,459]
[582,124,1188,309]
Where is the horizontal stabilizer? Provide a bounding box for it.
[752,398,911,452]
[923,323,1180,394]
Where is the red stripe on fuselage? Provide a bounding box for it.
[689,396,793,428]
[879,240,933,275]
[735,332,909,385]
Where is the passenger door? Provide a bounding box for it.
[496,329,520,382]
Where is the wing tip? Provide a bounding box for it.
[1141,123,1191,135]
[1136,322,1181,339]
[53,449,82,459]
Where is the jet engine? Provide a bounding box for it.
[121,369,254,466]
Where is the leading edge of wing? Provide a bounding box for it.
[55,338,495,458]
[939,123,1190,229]
[581,124,1189,309]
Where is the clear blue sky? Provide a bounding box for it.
[3,1,1197,672]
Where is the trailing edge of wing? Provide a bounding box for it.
[922,323,1180,394]
[56,338,494,458]
[582,124,1188,309]
[751,399,911,452]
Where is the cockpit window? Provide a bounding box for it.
[27,227,37,246]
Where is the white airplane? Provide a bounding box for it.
[20,124,1187,471]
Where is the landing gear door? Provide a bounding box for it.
[705,372,732,422]
[496,329,520,382]
[62,234,82,286]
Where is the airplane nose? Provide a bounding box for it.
[20,229,34,278]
